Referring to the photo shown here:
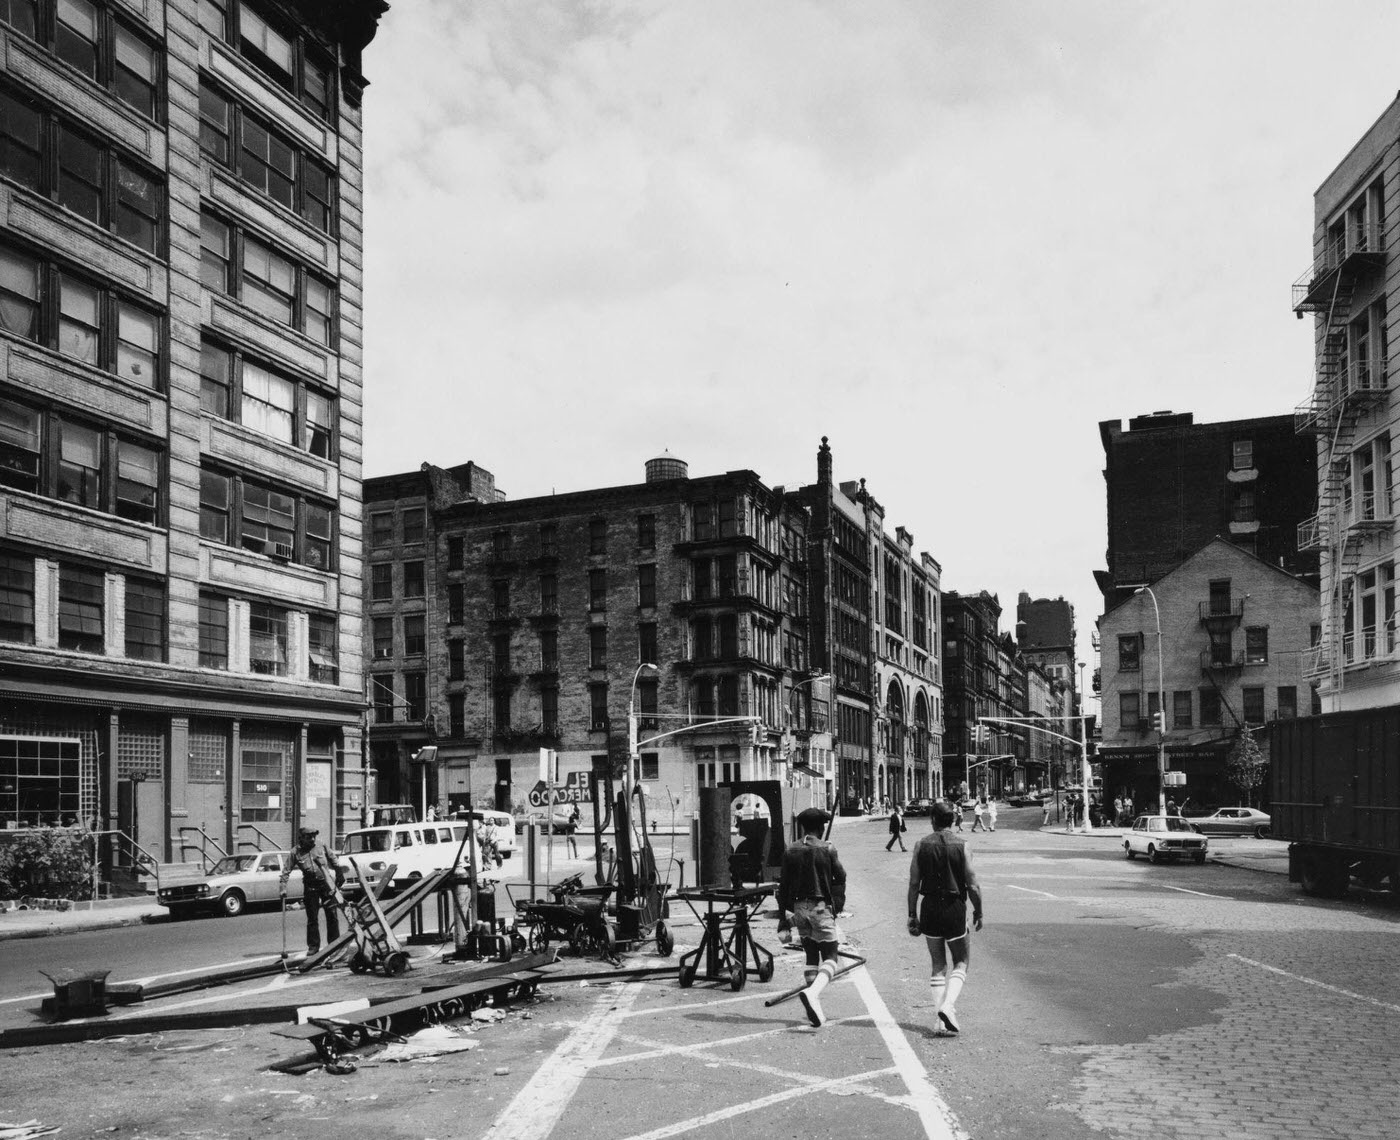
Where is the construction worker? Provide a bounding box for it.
[281,826,342,954]
[777,807,848,1028]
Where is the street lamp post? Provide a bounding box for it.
[627,663,659,805]
[1135,586,1167,816]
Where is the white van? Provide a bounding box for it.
[456,809,515,861]
[337,822,483,894]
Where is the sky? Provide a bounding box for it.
[360,0,1400,711]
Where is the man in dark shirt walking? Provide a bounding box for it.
[778,807,847,1028]
[908,801,983,1034]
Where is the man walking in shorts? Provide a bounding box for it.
[908,802,983,1034]
[778,807,848,1028]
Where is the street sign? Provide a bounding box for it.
[526,771,594,808]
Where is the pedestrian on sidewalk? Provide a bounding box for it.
[280,826,342,954]
[986,797,998,832]
[777,808,848,1029]
[970,795,987,833]
[566,804,580,858]
[908,801,983,1035]
[885,803,907,852]
[1041,796,1052,826]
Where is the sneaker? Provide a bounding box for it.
[799,988,826,1028]
[938,1005,960,1034]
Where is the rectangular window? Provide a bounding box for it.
[304,501,332,570]
[493,687,511,733]
[1199,688,1222,726]
[241,235,295,324]
[589,517,607,554]
[0,399,42,493]
[404,671,427,721]
[491,579,509,617]
[123,577,163,660]
[540,574,557,614]
[307,612,337,683]
[304,389,333,458]
[200,214,231,291]
[198,592,227,668]
[492,632,510,673]
[0,244,40,341]
[639,622,657,665]
[372,616,392,659]
[240,750,283,823]
[1172,690,1192,730]
[638,513,655,549]
[114,160,159,253]
[198,83,231,162]
[372,676,394,723]
[57,562,103,652]
[237,113,295,210]
[402,508,425,545]
[637,679,658,730]
[403,561,425,598]
[542,687,559,735]
[199,468,230,543]
[239,361,294,444]
[589,568,607,611]
[248,602,288,675]
[240,480,295,556]
[56,418,100,508]
[589,626,607,669]
[1242,687,1265,724]
[448,583,464,623]
[638,564,656,608]
[199,342,231,418]
[491,529,511,558]
[1232,440,1253,470]
[57,273,99,364]
[0,552,36,644]
[403,613,425,657]
[447,536,463,571]
[540,629,558,671]
[1245,626,1268,664]
[718,675,739,716]
[1119,691,1141,731]
[1118,634,1141,672]
[1277,686,1298,721]
[369,512,393,547]
[114,439,158,525]
[539,524,557,557]
[448,639,464,680]
[590,684,609,730]
[448,693,465,738]
[370,563,392,601]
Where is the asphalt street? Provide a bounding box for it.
[4,807,1400,1139]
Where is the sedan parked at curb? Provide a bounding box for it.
[1187,807,1272,838]
[1124,815,1209,865]
[157,851,303,918]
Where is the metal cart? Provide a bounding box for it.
[673,883,776,991]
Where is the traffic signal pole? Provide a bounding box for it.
[979,715,1097,833]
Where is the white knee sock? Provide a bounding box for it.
[806,959,836,997]
[929,974,948,1011]
[945,963,967,1008]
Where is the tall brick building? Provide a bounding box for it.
[1294,94,1400,712]
[0,1,387,872]
[364,455,836,824]
[942,590,1029,796]
[1096,411,1319,614]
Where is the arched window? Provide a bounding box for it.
[887,681,905,759]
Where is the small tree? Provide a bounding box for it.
[1226,730,1268,807]
[0,829,95,901]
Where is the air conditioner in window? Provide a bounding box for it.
[271,542,294,560]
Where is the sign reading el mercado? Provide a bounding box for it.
[527,772,593,807]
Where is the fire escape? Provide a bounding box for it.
[1293,208,1389,695]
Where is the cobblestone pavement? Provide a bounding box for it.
[971,844,1400,1140]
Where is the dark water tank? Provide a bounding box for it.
[645,451,688,482]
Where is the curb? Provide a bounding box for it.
[0,908,160,942]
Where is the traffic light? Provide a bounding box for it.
[1152,711,1165,733]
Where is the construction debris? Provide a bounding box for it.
[377,1025,478,1063]
[0,1122,62,1139]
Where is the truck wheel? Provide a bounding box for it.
[1300,853,1349,898]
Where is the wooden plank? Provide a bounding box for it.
[0,1004,303,1050]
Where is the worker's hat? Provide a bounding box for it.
[298,825,319,837]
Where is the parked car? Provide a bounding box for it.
[338,822,484,895]
[1124,815,1209,864]
[1006,793,1040,807]
[157,850,302,918]
[515,807,577,833]
[1187,807,1272,838]
[904,798,935,817]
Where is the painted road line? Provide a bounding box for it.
[481,982,641,1140]
[1160,884,1232,899]
[614,1030,906,1108]
[1228,953,1400,1013]
[612,1066,900,1140]
[851,965,967,1140]
[621,991,768,1018]
[1005,885,1059,899]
